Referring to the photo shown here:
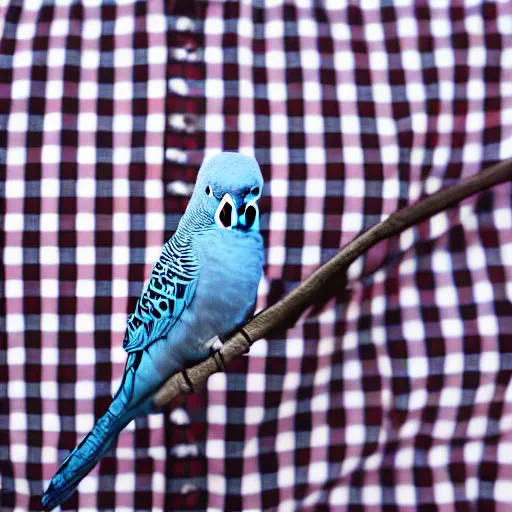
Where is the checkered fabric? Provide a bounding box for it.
[1,0,208,509]
[2,0,512,511]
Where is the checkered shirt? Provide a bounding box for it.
[1,0,512,510]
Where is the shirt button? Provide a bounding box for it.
[165,148,187,163]
[169,407,190,425]
[175,16,195,32]
[166,180,194,197]
[168,113,198,133]
[170,47,199,62]
[168,78,189,96]
[171,443,199,458]
[181,483,198,495]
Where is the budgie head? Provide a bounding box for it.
[189,152,263,232]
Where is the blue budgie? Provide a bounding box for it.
[42,152,264,509]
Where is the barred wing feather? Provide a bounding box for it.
[122,257,198,353]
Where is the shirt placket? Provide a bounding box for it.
[163,1,207,510]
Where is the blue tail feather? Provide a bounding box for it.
[41,351,166,509]
[41,407,133,510]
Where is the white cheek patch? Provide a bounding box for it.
[214,193,237,229]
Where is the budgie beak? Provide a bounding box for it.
[214,193,260,232]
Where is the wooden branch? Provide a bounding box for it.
[153,158,512,408]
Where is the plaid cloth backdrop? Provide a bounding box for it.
[2,0,512,510]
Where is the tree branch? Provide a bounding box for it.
[153,158,512,408]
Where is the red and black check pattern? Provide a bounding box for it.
[2,0,512,510]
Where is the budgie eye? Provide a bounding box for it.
[251,186,259,196]
[205,185,212,196]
